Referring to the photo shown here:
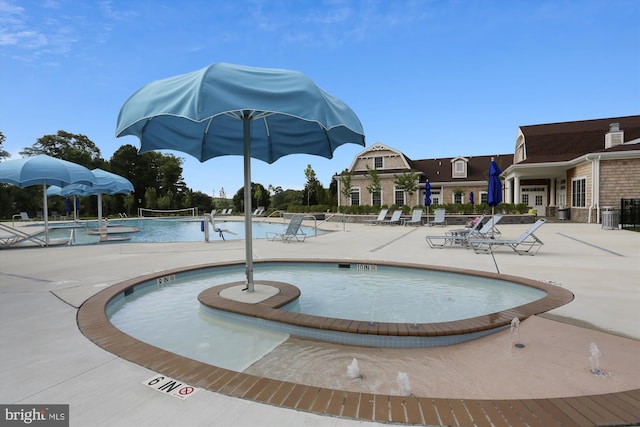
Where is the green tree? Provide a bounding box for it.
[20,130,104,168]
[269,185,287,210]
[365,165,382,205]
[109,145,186,210]
[394,171,420,206]
[304,164,321,206]
[0,131,9,160]
[232,183,270,213]
[339,171,353,206]
[145,187,158,209]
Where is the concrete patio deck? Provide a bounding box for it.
[1,219,638,426]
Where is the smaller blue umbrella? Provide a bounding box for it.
[469,191,474,205]
[0,154,95,243]
[47,169,134,225]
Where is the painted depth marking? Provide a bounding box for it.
[143,374,198,400]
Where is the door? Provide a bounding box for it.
[521,186,546,214]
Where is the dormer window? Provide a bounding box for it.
[451,157,468,178]
[374,156,383,169]
[515,135,526,162]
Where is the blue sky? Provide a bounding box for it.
[1,0,639,197]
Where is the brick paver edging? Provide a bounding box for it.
[77,259,640,426]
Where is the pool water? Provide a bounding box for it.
[44,218,323,245]
[107,263,546,371]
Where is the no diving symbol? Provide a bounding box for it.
[143,374,198,399]
[178,386,194,396]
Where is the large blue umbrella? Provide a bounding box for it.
[115,63,365,292]
[47,169,134,225]
[487,158,503,208]
[0,154,95,243]
[487,158,503,233]
[424,180,432,221]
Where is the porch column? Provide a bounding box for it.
[513,176,521,204]
[505,178,513,203]
[549,177,556,207]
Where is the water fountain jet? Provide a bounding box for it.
[589,342,606,376]
[347,358,363,380]
[510,317,525,348]
[396,372,412,396]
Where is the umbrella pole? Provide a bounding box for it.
[98,193,103,226]
[42,182,49,245]
[243,113,255,292]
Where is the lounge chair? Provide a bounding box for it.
[379,209,403,225]
[403,209,424,226]
[468,219,547,255]
[266,215,306,242]
[428,208,446,226]
[0,223,46,248]
[252,207,265,216]
[426,214,502,249]
[469,214,503,239]
[364,208,389,225]
[12,212,33,225]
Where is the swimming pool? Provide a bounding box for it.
[44,217,324,245]
[105,261,559,370]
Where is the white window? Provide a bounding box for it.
[374,157,383,169]
[515,136,526,162]
[430,190,441,205]
[350,188,360,206]
[371,190,382,206]
[571,177,586,208]
[394,187,405,206]
[452,159,467,178]
[453,192,463,204]
[480,192,488,204]
[557,179,567,207]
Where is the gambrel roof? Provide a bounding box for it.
[409,154,512,183]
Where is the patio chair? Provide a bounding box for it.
[379,209,403,225]
[252,206,265,216]
[428,208,446,226]
[0,223,46,248]
[364,208,388,225]
[425,214,496,249]
[266,215,306,242]
[403,209,424,226]
[12,212,33,225]
[468,214,503,239]
[468,218,547,255]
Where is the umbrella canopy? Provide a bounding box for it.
[487,158,503,236]
[469,191,474,205]
[47,169,134,224]
[116,63,365,292]
[424,180,432,206]
[0,154,95,243]
[424,180,432,220]
[487,158,503,208]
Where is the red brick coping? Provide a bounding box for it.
[77,260,640,426]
